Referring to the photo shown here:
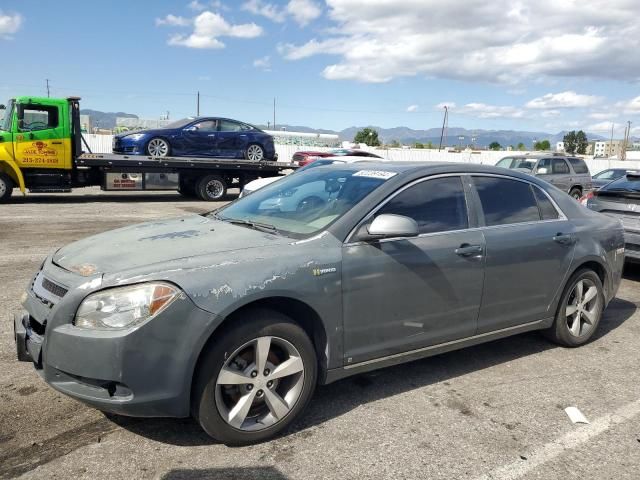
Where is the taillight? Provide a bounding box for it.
[579,191,594,206]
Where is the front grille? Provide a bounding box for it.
[42,277,68,298]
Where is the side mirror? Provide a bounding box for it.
[183,126,197,132]
[537,167,549,174]
[357,214,419,241]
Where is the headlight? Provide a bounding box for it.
[75,283,181,330]
[125,133,145,141]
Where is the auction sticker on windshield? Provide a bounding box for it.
[352,170,397,180]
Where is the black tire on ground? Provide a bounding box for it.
[245,143,265,162]
[0,173,14,203]
[192,309,318,445]
[569,187,582,200]
[544,268,604,347]
[196,175,227,201]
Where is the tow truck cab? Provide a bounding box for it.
[0,96,91,199]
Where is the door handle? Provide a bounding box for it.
[207,134,216,137]
[553,233,575,245]
[455,244,484,257]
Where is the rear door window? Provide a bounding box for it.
[219,120,243,132]
[378,176,469,234]
[532,186,560,220]
[473,176,541,226]
[552,158,570,174]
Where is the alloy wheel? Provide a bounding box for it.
[215,336,305,431]
[205,179,224,199]
[147,138,170,157]
[0,179,6,197]
[565,278,600,337]
[246,145,264,162]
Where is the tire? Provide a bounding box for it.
[196,175,227,201]
[192,309,317,445]
[544,268,604,347]
[0,173,14,203]
[569,187,582,200]
[146,137,170,157]
[245,144,265,162]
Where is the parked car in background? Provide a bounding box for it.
[591,168,639,189]
[113,117,277,161]
[16,162,624,445]
[293,148,383,167]
[496,154,592,199]
[583,171,640,261]
[239,156,380,198]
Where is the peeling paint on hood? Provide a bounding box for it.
[53,215,291,275]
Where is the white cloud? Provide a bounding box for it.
[188,1,206,11]
[588,112,617,120]
[540,110,561,118]
[0,11,23,38]
[243,0,322,26]
[406,105,418,112]
[164,11,262,49]
[587,121,622,133]
[279,0,640,83]
[286,0,322,26]
[156,14,191,27]
[617,96,640,114]
[525,91,602,109]
[456,102,525,119]
[253,55,272,71]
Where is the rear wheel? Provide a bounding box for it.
[192,310,317,445]
[569,187,582,200]
[196,175,227,201]
[245,144,265,162]
[0,173,14,203]
[146,138,170,157]
[545,269,604,347]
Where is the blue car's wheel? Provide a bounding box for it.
[147,138,170,157]
[245,144,265,162]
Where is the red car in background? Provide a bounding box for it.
[292,148,383,166]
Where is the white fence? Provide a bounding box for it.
[82,134,640,174]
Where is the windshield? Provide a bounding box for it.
[162,117,195,129]
[213,167,393,238]
[496,157,536,171]
[0,100,13,132]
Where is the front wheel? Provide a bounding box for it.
[544,269,604,347]
[0,173,14,203]
[146,138,170,157]
[245,144,265,162]
[192,310,317,445]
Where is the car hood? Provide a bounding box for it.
[116,129,167,139]
[52,215,290,275]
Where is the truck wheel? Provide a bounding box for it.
[147,138,170,157]
[197,175,227,201]
[245,144,265,162]
[192,309,317,445]
[0,173,14,203]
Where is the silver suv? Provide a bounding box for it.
[496,155,592,199]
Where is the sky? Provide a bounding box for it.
[1,0,640,135]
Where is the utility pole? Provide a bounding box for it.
[622,120,632,161]
[438,106,448,152]
[273,97,276,131]
[609,122,615,158]
[197,91,200,117]
[46,79,50,98]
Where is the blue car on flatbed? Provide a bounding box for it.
[113,116,277,161]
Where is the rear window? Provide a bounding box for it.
[473,176,540,226]
[567,157,589,174]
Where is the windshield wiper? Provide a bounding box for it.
[221,217,280,234]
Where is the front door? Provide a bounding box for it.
[471,175,576,333]
[342,176,485,364]
[14,101,67,169]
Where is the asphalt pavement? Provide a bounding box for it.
[1,188,638,479]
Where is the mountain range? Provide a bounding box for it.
[80,109,609,148]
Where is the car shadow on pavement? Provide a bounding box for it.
[161,467,288,480]
[6,193,238,204]
[108,296,637,447]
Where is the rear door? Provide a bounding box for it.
[342,175,485,364]
[216,120,247,158]
[13,101,67,169]
[471,175,576,333]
